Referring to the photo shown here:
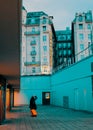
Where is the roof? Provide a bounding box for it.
[27,11,48,18]
[56,28,71,35]
[72,10,93,23]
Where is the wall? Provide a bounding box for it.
[51,55,93,111]
[15,75,51,105]
[17,55,93,112]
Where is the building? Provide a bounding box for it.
[21,7,56,75]
[55,27,74,70]
[19,8,93,112]
[72,10,93,62]
[0,0,21,124]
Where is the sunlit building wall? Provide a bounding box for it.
[72,10,93,62]
[21,7,27,75]
[21,7,56,75]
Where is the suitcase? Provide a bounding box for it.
[31,109,37,117]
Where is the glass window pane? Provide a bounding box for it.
[80,44,84,50]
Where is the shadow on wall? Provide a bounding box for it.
[14,90,28,106]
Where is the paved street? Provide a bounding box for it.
[0,105,93,130]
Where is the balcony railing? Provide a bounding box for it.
[30,51,37,55]
[30,41,36,45]
[75,43,93,62]
[24,31,40,35]
[24,61,40,66]
[53,43,93,73]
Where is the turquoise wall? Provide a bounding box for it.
[20,75,51,104]
[51,56,93,111]
[18,55,93,112]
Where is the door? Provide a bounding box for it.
[42,92,50,105]
[74,88,79,110]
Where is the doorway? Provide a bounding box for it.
[74,88,79,110]
[42,92,50,105]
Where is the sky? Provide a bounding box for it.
[23,0,93,30]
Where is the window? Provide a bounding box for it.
[43,35,47,41]
[31,37,36,45]
[32,27,35,32]
[32,37,35,41]
[79,24,83,29]
[68,43,71,48]
[32,46,35,51]
[63,43,66,48]
[88,34,91,40]
[32,67,35,73]
[63,50,66,55]
[68,50,71,55]
[86,14,91,21]
[59,58,62,63]
[64,58,66,62]
[43,57,47,62]
[80,55,84,60]
[88,42,92,55]
[58,36,63,41]
[80,44,84,50]
[45,93,50,99]
[79,34,84,40]
[43,26,46,31]
[59,50,62,56]
[43,46,47,51]
[68,58,71,63]
[78,15,83,22]
[87,24,91,29]
[27,19,31,24]
[44,68,47,72]
[32,57,35,62]
[31,18,35,24]
[58,43,62,48]
[58,35,66,41]
[62,35,66,40]
[67,35,71,40]
[42,17,47,24]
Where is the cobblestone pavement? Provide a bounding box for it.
[0,105,93,130]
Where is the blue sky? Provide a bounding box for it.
[23,0,93,30]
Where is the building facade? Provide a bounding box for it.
[55,27,74,70]
[21,7,56,75]
[72,10,93,62]
[19,8,93,112]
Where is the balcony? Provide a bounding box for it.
[30,51,37,55]
[41,62,48,65]
[24,61,40,66]
[24,31,40,35]
[30,41,36,45]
